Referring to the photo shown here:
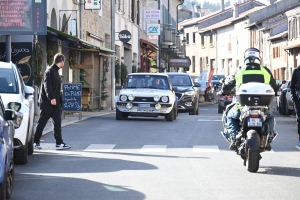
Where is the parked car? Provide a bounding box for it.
[0,61,35,165]
[277,80,294,115]
[167,72,200,115]
[196,70,226,92]
[115,73,178,121]
[0,95,22,199]
[285,81,294,115]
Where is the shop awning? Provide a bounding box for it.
[47,26,114,54]
[140,39,159,51]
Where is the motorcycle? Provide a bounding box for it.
[204,84,215,102]
[221,82,278,172]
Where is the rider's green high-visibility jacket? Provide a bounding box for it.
[235,65,271,89]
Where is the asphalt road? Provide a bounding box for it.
[12,102,300,200]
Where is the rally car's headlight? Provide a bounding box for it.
[126,102,133,109]
[184,91,195,95]
[154,95,160,102]
[128,94,135,101]
[161,96,168,103]
[8,102,22,112]
[120,95,127,101]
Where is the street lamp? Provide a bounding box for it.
[182,36,187,58]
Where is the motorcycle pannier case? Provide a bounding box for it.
[236,82,275,106]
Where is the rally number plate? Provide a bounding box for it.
[247,118,262,127]
[138,104,150,108]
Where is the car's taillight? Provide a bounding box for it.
[226,95,233,98]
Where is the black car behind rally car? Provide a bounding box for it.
[167,73,200,115]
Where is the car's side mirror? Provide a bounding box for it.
[194,82,201,87]
[5,109,23,128]
[24,85,34,98]
[172,86,177,91]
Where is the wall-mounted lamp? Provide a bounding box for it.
[182,36,187,45]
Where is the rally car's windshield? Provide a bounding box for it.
[123,75,170,90]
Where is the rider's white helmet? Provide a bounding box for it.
[244,48,261,65]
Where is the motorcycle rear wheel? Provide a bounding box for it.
[246,130,260,173]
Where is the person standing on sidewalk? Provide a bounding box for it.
[290,65,300,147]
[34,53,71,150]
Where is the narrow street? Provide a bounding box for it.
[12,102,300,200]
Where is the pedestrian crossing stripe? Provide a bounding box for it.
[139,145,167,153]
[197,119,222,121]
[36,143,300,152]
[84,144,116,152]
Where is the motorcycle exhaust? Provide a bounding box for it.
[260,124,269,149]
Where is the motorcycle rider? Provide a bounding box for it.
[220,47,279,150]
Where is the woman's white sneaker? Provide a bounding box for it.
[56,143,71,150]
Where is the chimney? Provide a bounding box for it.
[233,3,239,18]
[221,0,224,11]
[191,1,195,18]
[196,5,201,16]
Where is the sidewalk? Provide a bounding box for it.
[34,110,115,136]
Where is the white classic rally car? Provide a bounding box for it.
[115,73,178,121]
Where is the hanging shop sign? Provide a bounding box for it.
[118,30,131,43]
[84,0,101,10]
[147,24,160,36]
[168,58,191,69]
[0,0,47,35]
[144,10,160,20]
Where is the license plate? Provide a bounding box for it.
[247,118,262,127]
[138,104,150,108]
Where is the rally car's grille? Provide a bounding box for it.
[134,97,156,102]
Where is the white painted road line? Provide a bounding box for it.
[139,145,167,153]
[197,119,222,121]
[84,144,116,152]
[193,145,220,152]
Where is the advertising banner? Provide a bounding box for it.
[0,0,47,35]
[207,68,215,88]
[147,24,160,36]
